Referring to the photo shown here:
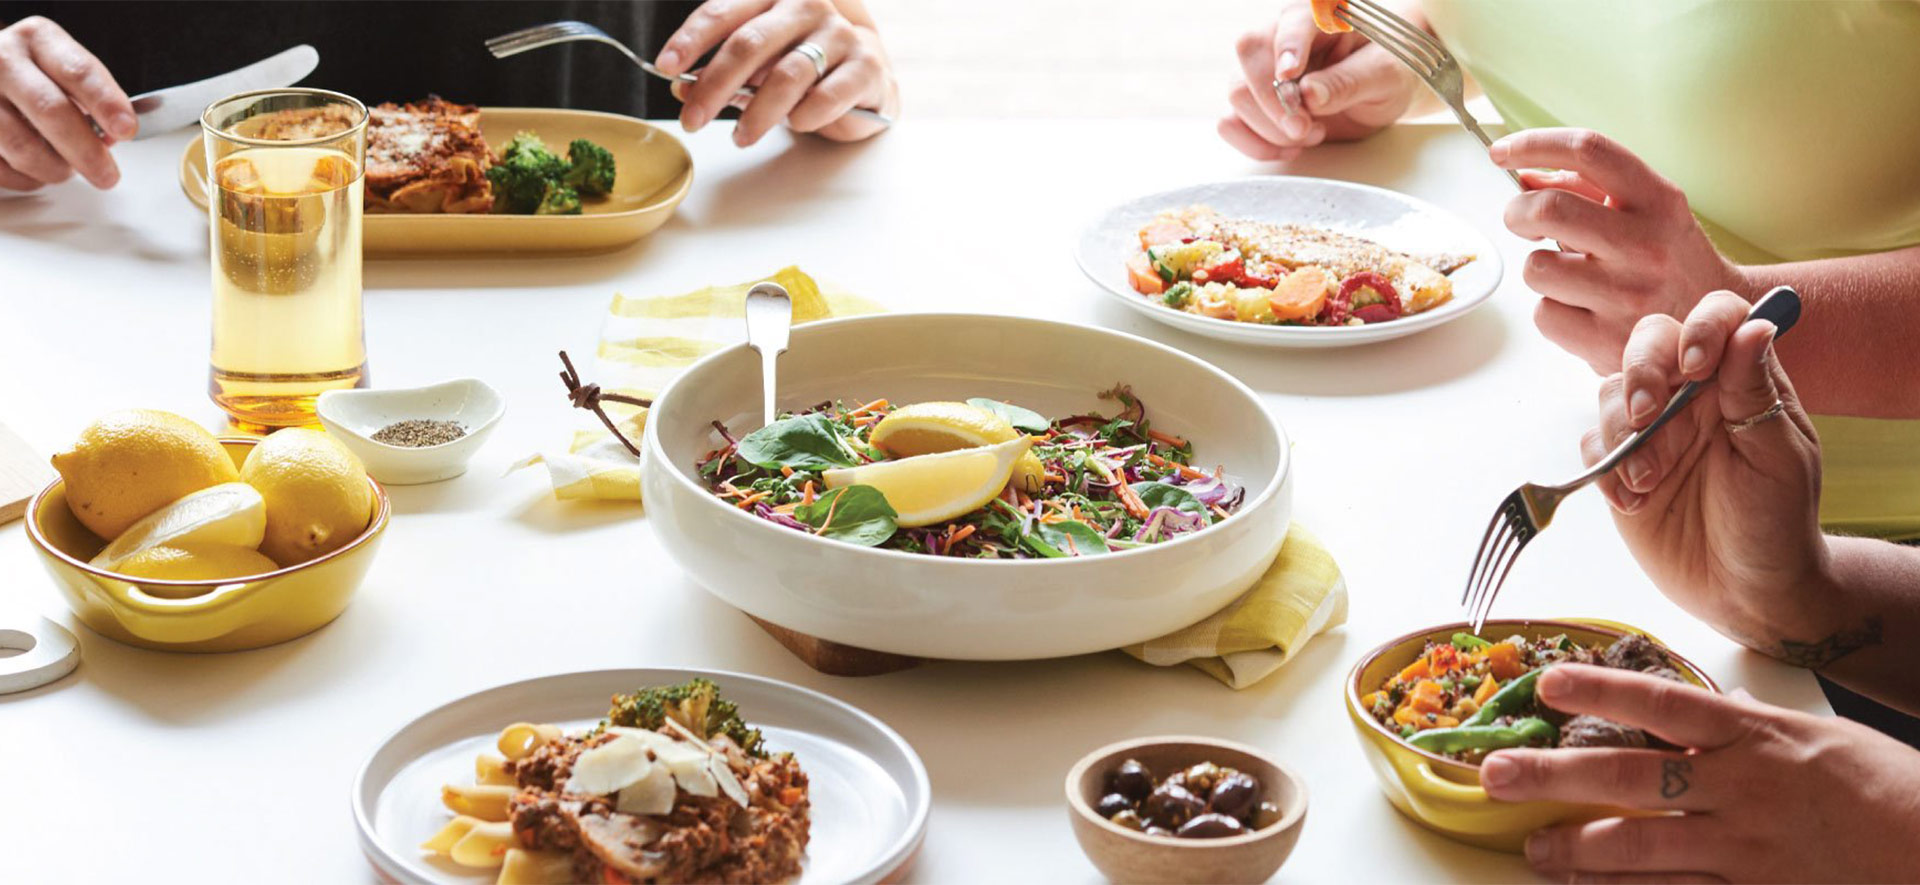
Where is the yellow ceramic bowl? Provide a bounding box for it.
[25,438,389,652]
[1345,619,1718,853]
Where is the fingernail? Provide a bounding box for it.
[1681,345,1707,374]
[1303,79,1328,109]
[1615,490,1644,514]
[733,125,751,147]
[1488,139,1509,164]
[1281,113,1307,139]
[1626,456,1651,490]
[110,111,137,140]
[656,49,681,72]
[1525,832,1555,866]
[684,106,711,132]
[1277,50,1299,77]
[1480,755,1517,788]
[1629,389,1656,421]
[1758,326,1777,361]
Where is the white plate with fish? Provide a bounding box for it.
[1076,176,1503,347]
[354,668,928,885]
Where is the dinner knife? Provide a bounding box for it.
[122,44,320,140]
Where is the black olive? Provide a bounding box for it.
[1108,809,1146,831]
[1106,759,1154,802]
[1182,762,1223,794]
[1142,782,1205,829]
[1252,800,1284,829]
[1176,813,1247,839]
[1095,793,1134,819]
[1207,771,1260,821]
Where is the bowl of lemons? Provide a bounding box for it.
[25,410,389,652]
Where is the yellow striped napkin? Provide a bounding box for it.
[1125,525,1349,689]
[511,266,880,500]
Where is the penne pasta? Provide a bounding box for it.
[421,815,515,869]
[441,783,517,822]
[496,848,576,885]
[496,722,561,761]
[475,753,516,787]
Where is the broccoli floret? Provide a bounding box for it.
[607,678,766,757]
[534,181,581,215]
[486,132,569,214]
[562,138,616,196]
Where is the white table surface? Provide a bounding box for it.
[0,118,1831,884]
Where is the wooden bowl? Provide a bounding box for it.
[1065,736,1307,884]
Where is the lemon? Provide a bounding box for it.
[870,402,1048,494]
[51,409,241,540]
[822,437,1033,528]
[114,543,280,582]
[241,428,373,566]
[90,482,266,570]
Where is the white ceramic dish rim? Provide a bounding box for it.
[1074,175,1504,341]
[317,379,505,454]
[643,312,1290,568]
[351,666,932,885]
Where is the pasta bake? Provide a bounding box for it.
[363,97,494,214]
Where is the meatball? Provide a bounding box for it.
[1558,714,1649,749]
[1602,634,1671,673]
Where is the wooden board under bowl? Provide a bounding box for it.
[179,107,694,255]
[0,422,52,525]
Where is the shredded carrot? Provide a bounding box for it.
[1115,481,1149,519]
[801,480,816,503]
[1149,429,1188,447]
[735,491,769,509]
[846,398,890,417]
[949,524,976,544]
[780,465,795,477]
[1147,452,1209,480]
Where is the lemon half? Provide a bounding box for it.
[870,402,1047,493]
[90,481,265,570]
[115,543,281,582]
[822,437,1033,528]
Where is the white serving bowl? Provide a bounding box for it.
[317,379,504,485]
[641,313,1293,660]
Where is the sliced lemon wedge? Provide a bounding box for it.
[821,437,1033,528]
[870,402,1047,494]
[90,481,266,570]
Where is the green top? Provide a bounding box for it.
[1427,0,1920,539]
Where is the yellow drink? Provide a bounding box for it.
[202,89,369,432]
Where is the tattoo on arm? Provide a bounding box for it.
[1659,759,1692,799]
[1770,616,1884,669]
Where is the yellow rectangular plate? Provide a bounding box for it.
[180,107,694,256]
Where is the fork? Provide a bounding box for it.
[1324,0,1520,189]
[484,21,894,126]
[1460,287,1803,631]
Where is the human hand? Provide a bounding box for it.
[1585,291,1826,650]
[1482,665,1920,883]
[0,16,134,191]
[1219,1,1420,162]
[1492,128,1746,373]
[655,0,896,147]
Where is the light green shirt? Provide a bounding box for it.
[1427,0,1920,538]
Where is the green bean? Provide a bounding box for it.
[1407,717,1557,755]
[1450,632,1492,651]
[1462,667,1545,727]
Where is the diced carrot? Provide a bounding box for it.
[1127,253,1166,295]
[1266,266,1331,320]
[1310,0,1352,33]
[1406,679,1447,715]
[1486,642,1527,681]
[1392,658,1429,684]
[1360,691,1383,709]
[1430,714,1461,729]
[1473,675,1499,705]
[1392,706,1418,726]
[779,787,805,806]
[1138,219,1193,250]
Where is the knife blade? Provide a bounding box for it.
[125,44,320,140]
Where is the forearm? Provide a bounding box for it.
[1745,535,1920,716]
[1736,246,1920,419]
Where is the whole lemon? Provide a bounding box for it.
[51,409,240,540]
[241,428,373,566]
[115,543,281,582]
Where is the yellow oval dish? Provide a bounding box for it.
[180,108,694,256]
[1345,619,1718,853]
[25,439,389,652]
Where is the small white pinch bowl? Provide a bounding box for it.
[642,313,1294,660]
[317,379,504,485]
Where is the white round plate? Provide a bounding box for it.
[355,668,930,885]
[1076,176,1504,348]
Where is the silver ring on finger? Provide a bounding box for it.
[790,42,829,81]
[1725,399,1786,433]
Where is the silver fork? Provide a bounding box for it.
[1329,0,1520,189]
[484,20,894,126]
[1461,287,1803,631]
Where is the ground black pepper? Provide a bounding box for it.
[371,419,466,447]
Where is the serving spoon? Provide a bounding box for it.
[744,283,794,428]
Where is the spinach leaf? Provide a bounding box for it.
[1038,520,1111,557]
[966,397,1051,433]
[736,413,857,471]
[1131,481,1209,518]
[794,485,898,546]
